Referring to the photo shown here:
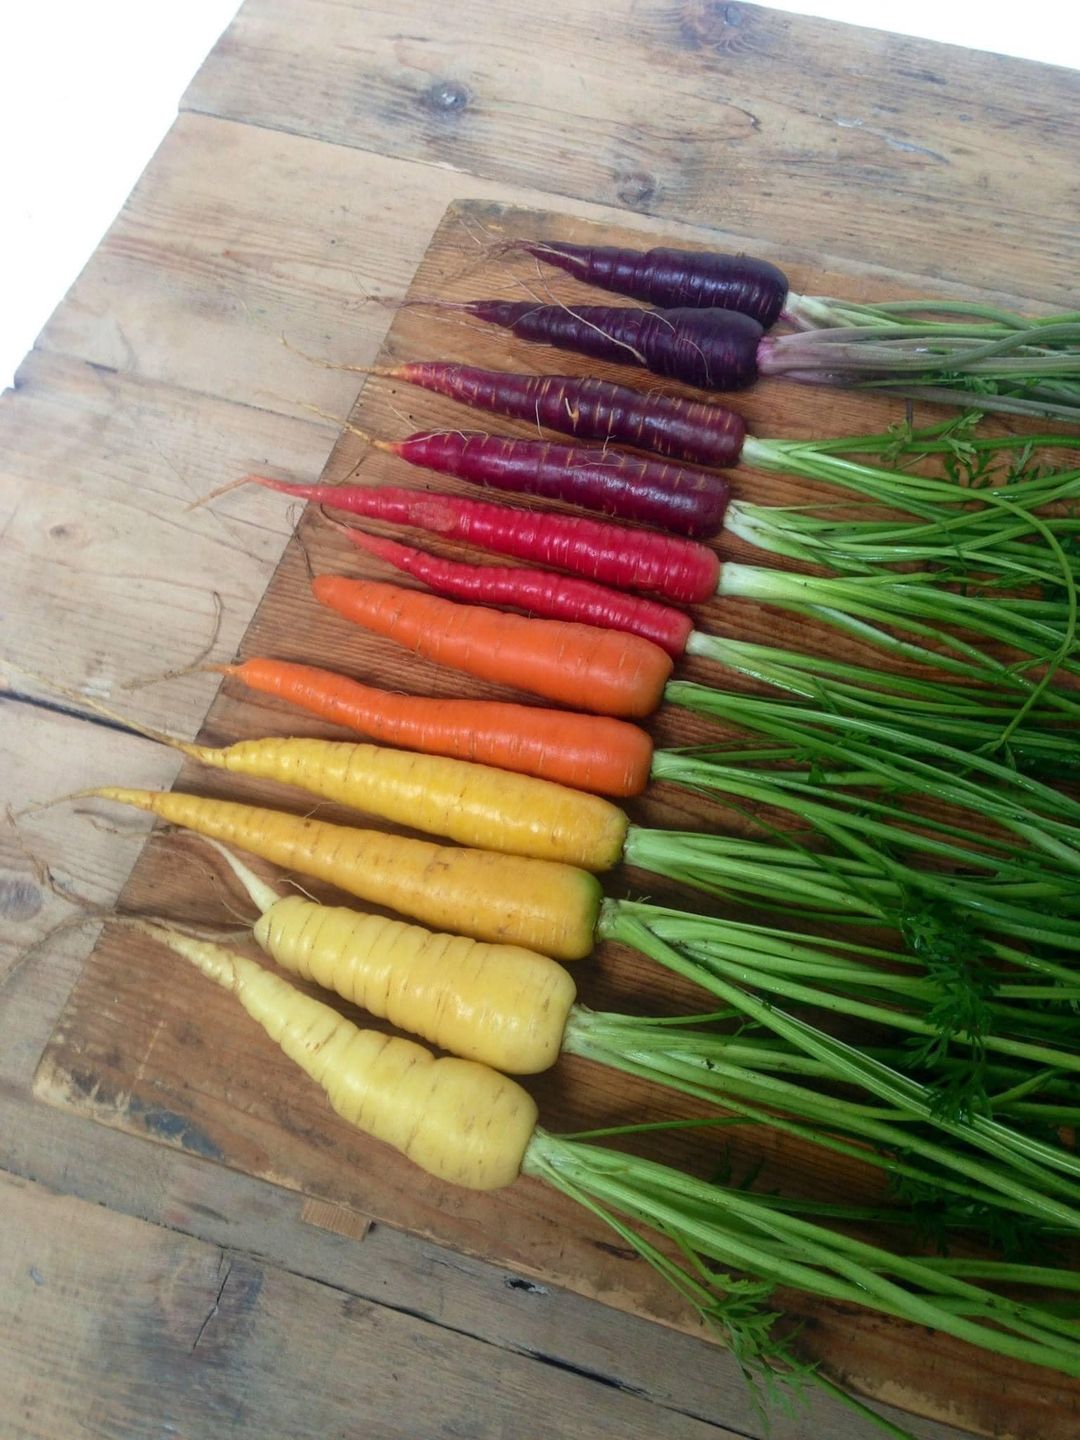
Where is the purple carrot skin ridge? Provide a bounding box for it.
[375,362,747,468]
[379,429,733,539]
[455,300,765,392]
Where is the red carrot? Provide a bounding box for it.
[512,239,789,327]
[436,300,765,392]
[311,575,674,717]
[342,528,695,657]
[246,478,722,604]
[219,657,654,795]
[333,426,732,538]
[366,362,746,468]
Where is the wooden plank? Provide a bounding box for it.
[30,200,1078,1439]
[0,351,333,737]
[32,112,630,420]
[33,113,1070,434]
[0,1171,739,1440]
[185,0,1080,304]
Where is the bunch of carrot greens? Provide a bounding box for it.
[63,229,1080,1434]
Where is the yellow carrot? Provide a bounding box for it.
[132,921,538,1190]
[176,735,628,871]
[208,841,577,1073]
[7,666,628,869]
[88,788,600,961]
[257,896,577,1074]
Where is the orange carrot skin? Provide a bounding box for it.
[312,576,674,718]
[222,659,654,796]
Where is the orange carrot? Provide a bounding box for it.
[221,658,654,796]
[311,576,673,718]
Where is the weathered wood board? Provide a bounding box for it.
[33,199,1079,1440]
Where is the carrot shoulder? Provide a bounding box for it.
[312,576,673,718]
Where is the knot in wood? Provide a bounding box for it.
[615,171,658,208]
[424,80,470,115]
[0,876,44,922]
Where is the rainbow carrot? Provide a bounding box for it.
[247,478,722,604]
[220,658,655,796]
[357,363,746,467]
[342,528,694,657]
[329,425,732,538]
[311,575,674,718]
[510,239,789,325]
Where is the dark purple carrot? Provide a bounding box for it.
[450,301,764,392]
[512,239,789,327]
[247,478,722,603]
[414,300,1080,422]
[331,424,732,539]
[356,363,746,468]
[340,526,695,657]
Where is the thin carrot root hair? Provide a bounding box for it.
[1,661,198,751]
[385,297,523,342]
[2,910,113,992]
[294,402,380,447]
[123,591,225,690]
[4,802,102,914]
[279,333,400,381]
[185,474,265,511]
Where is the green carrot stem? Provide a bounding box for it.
[525,1132,1080,1377]
[600,905,1080,1225]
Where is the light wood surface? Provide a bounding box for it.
[3,3,1077,1437]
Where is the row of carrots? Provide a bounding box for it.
[64,231,1080,1421]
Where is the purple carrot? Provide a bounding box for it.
[340,527,695,657]
[243,478,723,604]
[448,301,764,392]
[417,298,1080,420]
[513,239,789,327]
[363,362,746,468]
[330,424,732,538]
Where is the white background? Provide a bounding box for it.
[2,2,1078,390]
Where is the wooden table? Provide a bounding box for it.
[2,6,1077,1437]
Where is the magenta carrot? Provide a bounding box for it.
[343,528,694,657]
[311,575,674,717]
[510,239,789,326]
[356,429,731,538]
[248,478,721,604]
[366,363,746,468]
[433,300,765,392]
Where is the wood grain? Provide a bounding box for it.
[0,703,966,1440]
[34,112,1073,439]
[0,351,331,737]
[1,1172,744,1440]
[2,699,955,1440]
[30,200,1079,1440]
[185,0,1080,305]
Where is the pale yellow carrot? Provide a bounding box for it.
[206,840,577,1073]
[133,921,538,1190]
